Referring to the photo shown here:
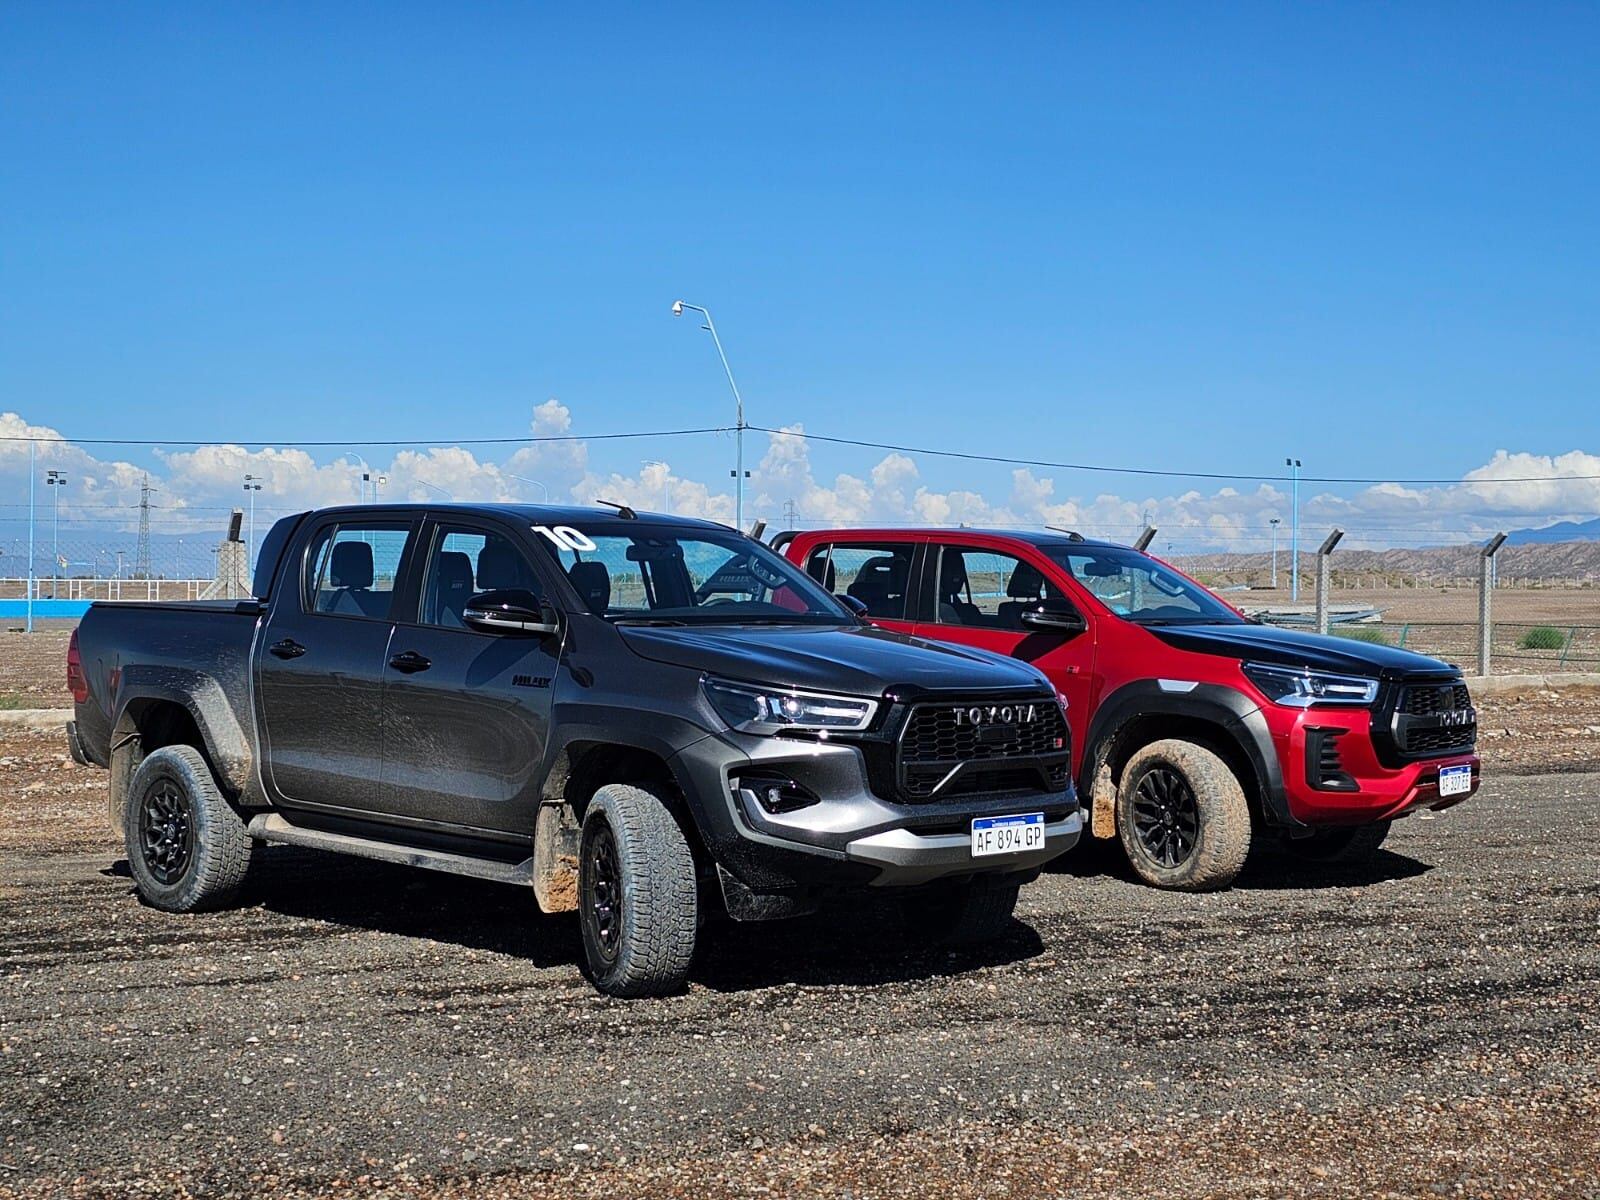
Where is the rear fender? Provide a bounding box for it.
[113,666,255,798]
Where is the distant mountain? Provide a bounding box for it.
[1507,517,1600,545]
[1171,539,1600,586]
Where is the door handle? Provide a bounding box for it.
[389,650,432,674]
[269,638,307,660]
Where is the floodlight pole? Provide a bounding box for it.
[26,440,35,633]
[673,301,748,529]
[1479,532,1507,677]
[1287,458,1302,602]
[1315,527,1344,635]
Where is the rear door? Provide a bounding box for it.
[911,540,1097,770]
[378,516,562,836]
[256,516,419,814]
[797,538,926,635]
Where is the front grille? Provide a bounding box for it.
[1401,682,1473,717]
[1404,725,1476,754]
[896,700,1069,802]
[1392,678,1477,758]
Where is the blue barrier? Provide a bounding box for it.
[0,599,94,620]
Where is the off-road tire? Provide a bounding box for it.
[124,744,253,912]
[1116,739,1251,892]
[578,783,699,998]
[902,875,1022,947]
[1283,820,1392,864]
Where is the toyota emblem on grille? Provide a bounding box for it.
[954,704,1037,726]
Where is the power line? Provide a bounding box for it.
[745,426,1600,486]
[0,425,736,448]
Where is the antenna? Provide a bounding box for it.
[595,499,638,520]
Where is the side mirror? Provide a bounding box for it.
[1019,599,1087,635]
[463,589,561,636]
[836,594,870,622]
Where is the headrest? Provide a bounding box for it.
[330,541,374,589]
[568,560,611,615]
[476,543,526,591]
[435,551,475,593]
[938,555,968,594]
[806,554,837,592]
[1006,561,1047,598]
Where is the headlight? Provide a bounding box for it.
[702,677,878,735]
[1241,662,1378,708]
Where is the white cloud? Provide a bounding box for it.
[3,407,1596,564]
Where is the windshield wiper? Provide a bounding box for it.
[612,616,690,627]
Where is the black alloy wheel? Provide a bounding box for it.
[138,779,195,886]
[1130,765,1199,869]
[583,821,624,964]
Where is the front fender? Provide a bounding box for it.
[1081,678,1293,828]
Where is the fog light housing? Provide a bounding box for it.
[735,775,820,815]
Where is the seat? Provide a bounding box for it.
[476,541,533,592]
[427,550,476,627]
[568,560,612,616]
[845,555,908,618]
[996,561,1049,629]
[936,555,983,626]
[805,553,837,592]
[322,541,377,616]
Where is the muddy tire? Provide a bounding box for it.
[1116,739,1251,892]
[124,745,253,913]
[578,783,699,998]
[902,875,1022,947]
[1283,820,1392,864]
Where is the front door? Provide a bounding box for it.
[912,542,1098,773]
[378,520,560,836]
[256,518,417,814]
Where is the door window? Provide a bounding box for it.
[803,543,916,621]
[420,527,544,628]
[305,524,413,620]
[931,546,1064,631]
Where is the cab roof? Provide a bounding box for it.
[784,527,1133,552]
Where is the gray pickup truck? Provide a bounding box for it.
[68,503,1081,996]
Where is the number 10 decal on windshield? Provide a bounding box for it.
[532,525,598,553]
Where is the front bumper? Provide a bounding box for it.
[1271,705,1481,825]
[670,729,1080,892]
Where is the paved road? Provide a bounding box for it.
[2,772,1597,1198]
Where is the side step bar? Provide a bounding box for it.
[246,813,535,887]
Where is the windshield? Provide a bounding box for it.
[1047,546,1244,625]
[532,523,851,625]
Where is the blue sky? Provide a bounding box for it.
[2,2,1598,563]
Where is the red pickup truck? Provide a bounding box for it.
[779,527,1480,891]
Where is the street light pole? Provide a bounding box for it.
[1269,517,1281,589]
[46,470,66,598]
[672,300,748,529]
[504,472,550,503]
[1286,458,1302,602]
[242,474,263,570]
[26,440,35,632]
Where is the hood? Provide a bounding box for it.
[1151,621,1461,679]
[618,623,1052,698]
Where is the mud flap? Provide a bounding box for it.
[532,803,580,914]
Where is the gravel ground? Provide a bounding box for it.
[1,730,1597,1198]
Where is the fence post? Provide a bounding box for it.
[1315,528,1344,635]
[1478,532,1507,677]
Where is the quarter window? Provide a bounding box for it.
[803,543,916,622]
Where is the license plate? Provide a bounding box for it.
[971,812,1045,857]
[1438,764,1473,797]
